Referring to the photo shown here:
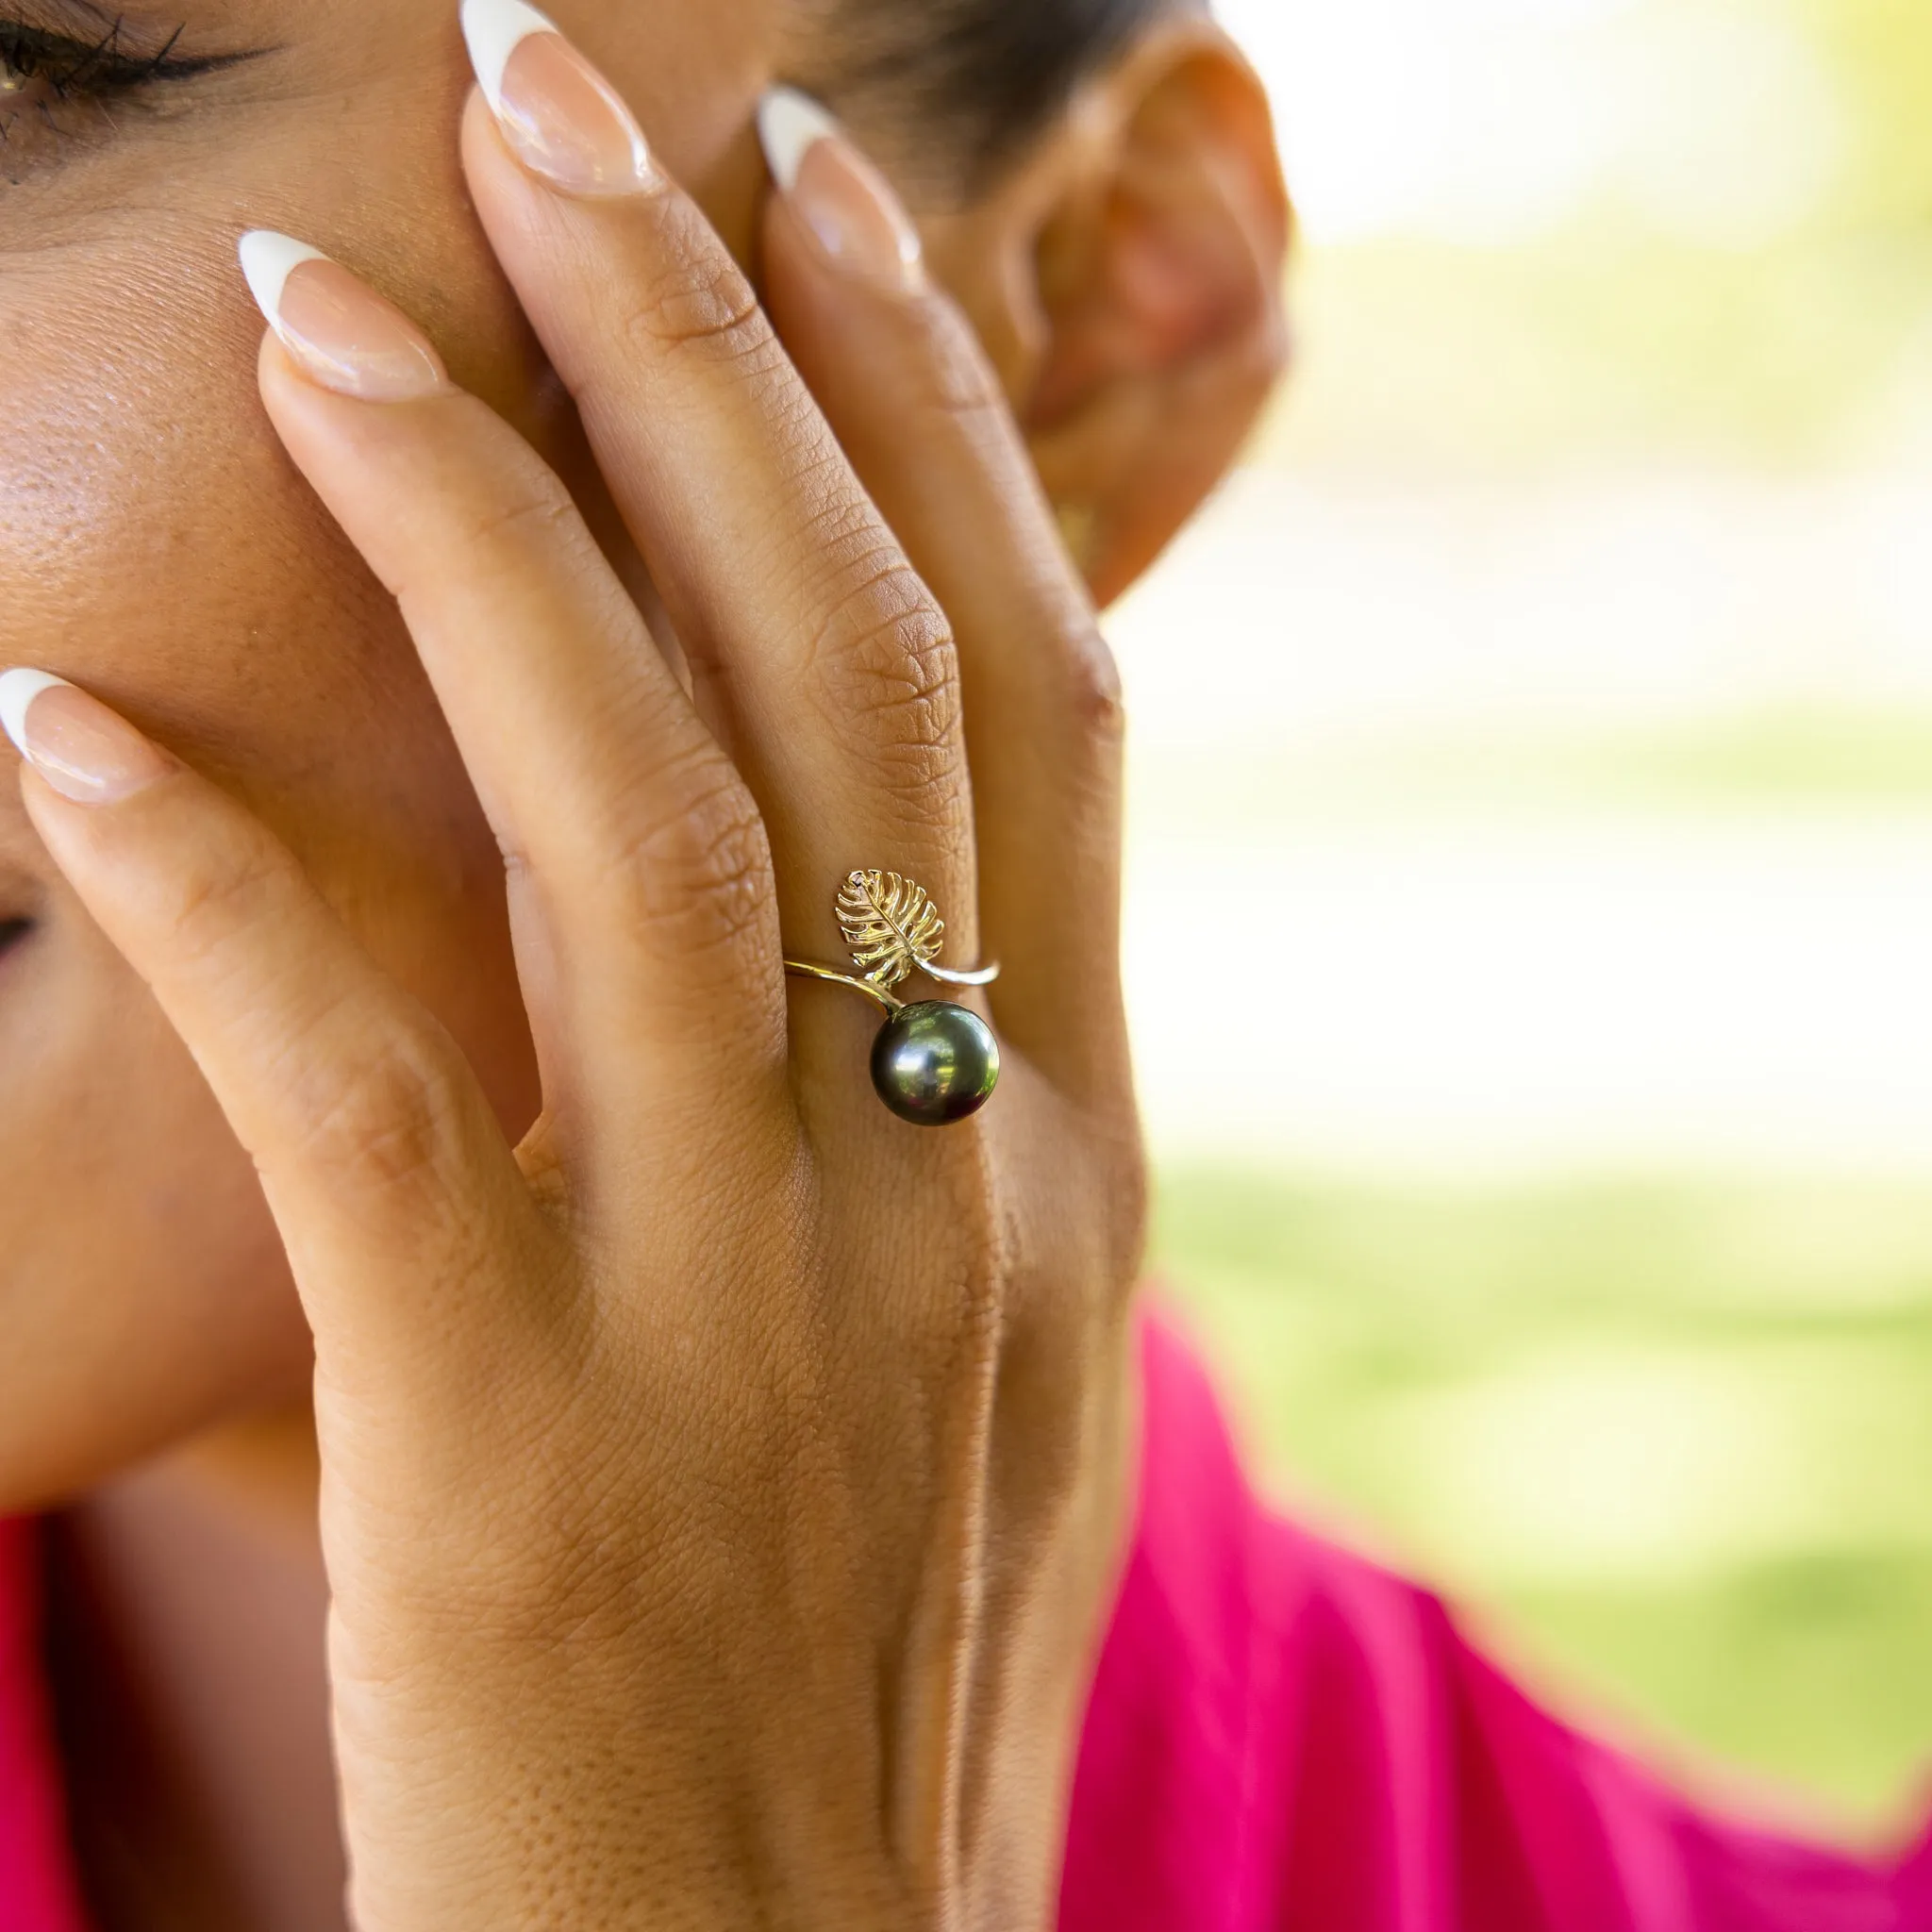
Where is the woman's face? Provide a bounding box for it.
[1,0,1286,1513]
[0,0,826,1508]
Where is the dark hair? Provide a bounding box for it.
[830,0,1178,194]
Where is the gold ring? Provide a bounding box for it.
[784,871,1001,1126]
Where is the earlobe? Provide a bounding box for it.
[1010,27,1293,607]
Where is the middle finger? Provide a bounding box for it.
[458,3,978,977]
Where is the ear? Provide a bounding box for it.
[922,25,1293,608]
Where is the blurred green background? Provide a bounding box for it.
[1112,0,1932,1842]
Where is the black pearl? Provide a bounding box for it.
[870,1002,1000,1126]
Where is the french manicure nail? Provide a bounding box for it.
[240,232,452,403]
[0,671,172,807]
[462,0,656,198]
[758,89,924,290]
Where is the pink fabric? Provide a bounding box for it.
[1058,1319,1922,1931]
[1,1323,1926,1927]
[0,1524,88,1932]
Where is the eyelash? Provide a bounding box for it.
[1,14,214,162]
[1,14,205,90]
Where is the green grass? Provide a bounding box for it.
[1151,1168,1932,1839]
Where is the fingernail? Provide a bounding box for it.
[0,672,172,808]
[240,232,451,403]
[462,0,656,198]
[758,90,924,291]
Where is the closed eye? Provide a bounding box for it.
[7,11,273,153]
[1,8,260,176]
[0,10,235,95]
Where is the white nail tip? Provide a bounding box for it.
[461,0,559,109]
[239,231,327,325]
[0,670,74,758]
[758,88,839,192]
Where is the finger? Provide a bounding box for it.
[238,236,786,1132]
[757,95,1129,1102]
[1,671,547,1398]
[457,4,974,979]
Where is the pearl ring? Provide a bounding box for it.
[784,871,1001,1126]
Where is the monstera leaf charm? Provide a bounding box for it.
[783,868,1006,1122]
[838,870,946,991]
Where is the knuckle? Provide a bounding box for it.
[382,477,591,617]
[163,827,289,974]
[607,755,775,964]
[290,1031,473,1204]
[369,430,591,606]
[453,477,581,560]
[618,216,776,373]
[809,560,965,814]
[1059,621,1127,752]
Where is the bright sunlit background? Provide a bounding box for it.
[1121,0,1932,1839]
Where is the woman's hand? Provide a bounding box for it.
[3,10,1142,1929]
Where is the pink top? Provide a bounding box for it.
[0,1517,88,1932]
[5,1319,1931,1930]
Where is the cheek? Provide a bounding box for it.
[0,0,774,1503]
[0,141,548,1505]
[0,907,306,1511]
